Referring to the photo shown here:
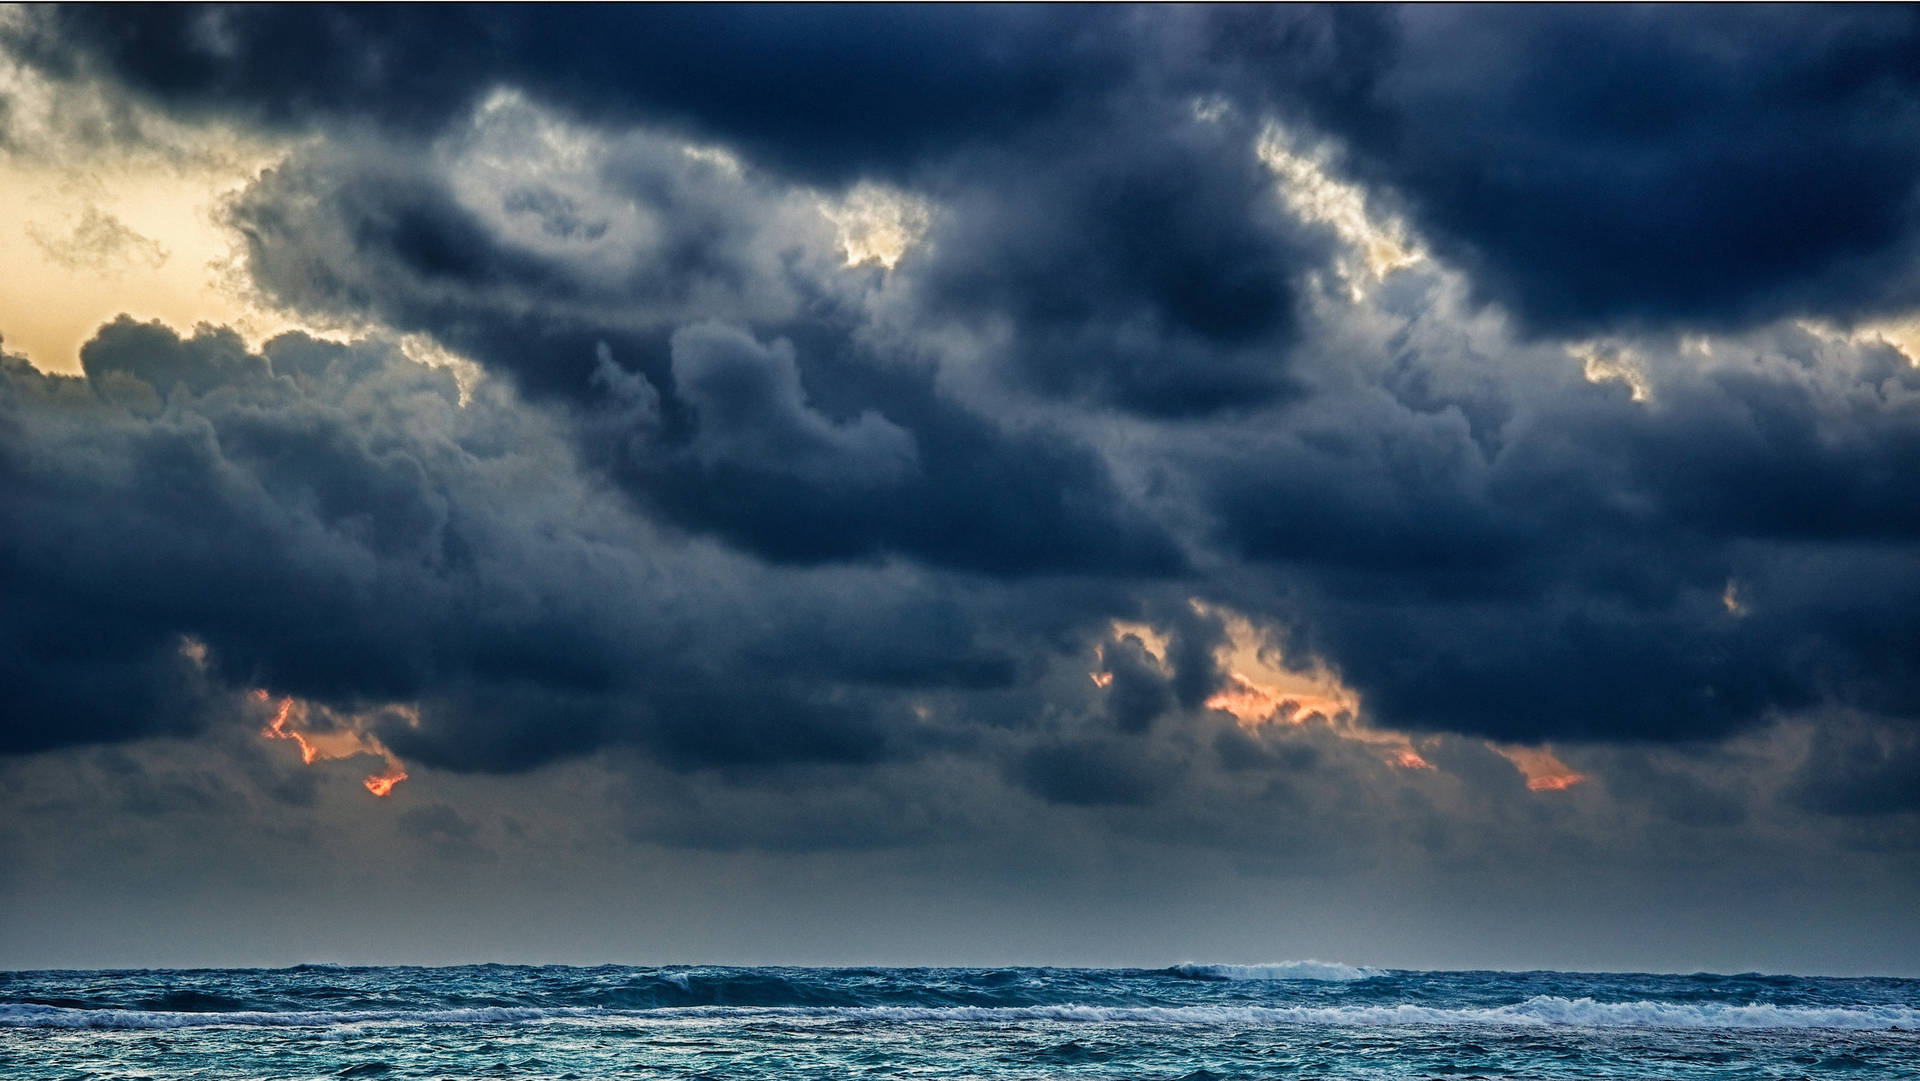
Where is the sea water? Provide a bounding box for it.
[3,963,1916,1079]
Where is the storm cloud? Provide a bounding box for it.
[2,4,1918,972]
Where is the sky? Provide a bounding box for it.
[2,5,1918,975]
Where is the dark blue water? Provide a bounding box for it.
[3,963,1916,1079]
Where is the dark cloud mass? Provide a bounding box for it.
[1293,6,1920,334]
[7,5,1127,180]
[3,4,1920,971]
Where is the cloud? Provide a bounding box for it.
[0,318,1176,784]
[1790,717,1920,817]
[2,8,1919,877]
[217,99,1188,575]
[666,321,918,487]
[6,6,1131,180]
[1279,6,1920,334]
[898,93,1329,416]
[1182,291,1920,746]
[26,205,169,272]
[1013,737,1173,807]
[0,321,905,768]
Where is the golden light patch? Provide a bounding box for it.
[398,333,486,405]
[820,182,931,270]
[1108,620,1171,662]
[1490,743,1587,792]
[1256,122,1422,298]
[1204,674,1291,725]
[362,769,410,798]
[1850,315,1920,367]
[1098,603,1429,771]
[178,635,210,669]
[1197,603,1359,727]
[1573,342,1652,402]
[255,689,414,798]
[1722,579,1747,617]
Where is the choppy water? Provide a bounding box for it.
[3,963,1917,1079]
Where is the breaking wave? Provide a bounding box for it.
[8,997,1917,1032]
[1169,961,1381,982]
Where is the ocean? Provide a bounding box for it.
[3,963,1916,1079]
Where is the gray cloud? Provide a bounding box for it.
[666,322,918,487]
[2,5,1920,972]
[26,205,170,272]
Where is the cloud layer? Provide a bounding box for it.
[2,5,1918,969]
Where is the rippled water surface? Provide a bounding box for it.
[4,964,1917,1079]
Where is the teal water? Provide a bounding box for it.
[4,964,1917,1079]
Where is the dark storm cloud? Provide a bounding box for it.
[1,321,535,753]
[225,121,809,400]
[7,4,1127,181]
[1201,316,1920,745]
[18,5,1360,417]
[607,337,1188,574]
[1283,5,1920,334]
[3,4,1920,848]
[0,320,1097,773]
[25,5,1920,340]
[903,95,1327,416]
[1791,718,1920,817]
[1013,737,1173,807]
[223,111,1188,575]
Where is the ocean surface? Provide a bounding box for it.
[3,963,1917,1079]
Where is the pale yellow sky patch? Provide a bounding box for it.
[0,140,493,397]
[0,146,295,373]
[0,30,312,371]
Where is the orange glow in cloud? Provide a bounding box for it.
[1096,603,1598,788]
[259,692,320,763]
[1492,743,1587,791]
[255,689,411,797]
[1203,675,1354,728]
[1204,675,1291,724]
[1197,603,1360,730]
[1104,602,1435,772]
[363,769,409,797]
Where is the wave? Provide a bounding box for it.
[1169,961,1381,982]
[7,997,1916,1032]
[0,1004,601,1030]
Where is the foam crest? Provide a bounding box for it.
[7,997,1917,1032]
[0,1004,602,1030]
[1170,961,1381,982]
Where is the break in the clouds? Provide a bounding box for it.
[2,5,1918,972]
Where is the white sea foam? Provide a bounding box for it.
[0,1004,603,1030]
[6,997,1918,1032]
[1171,961,1381,982]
